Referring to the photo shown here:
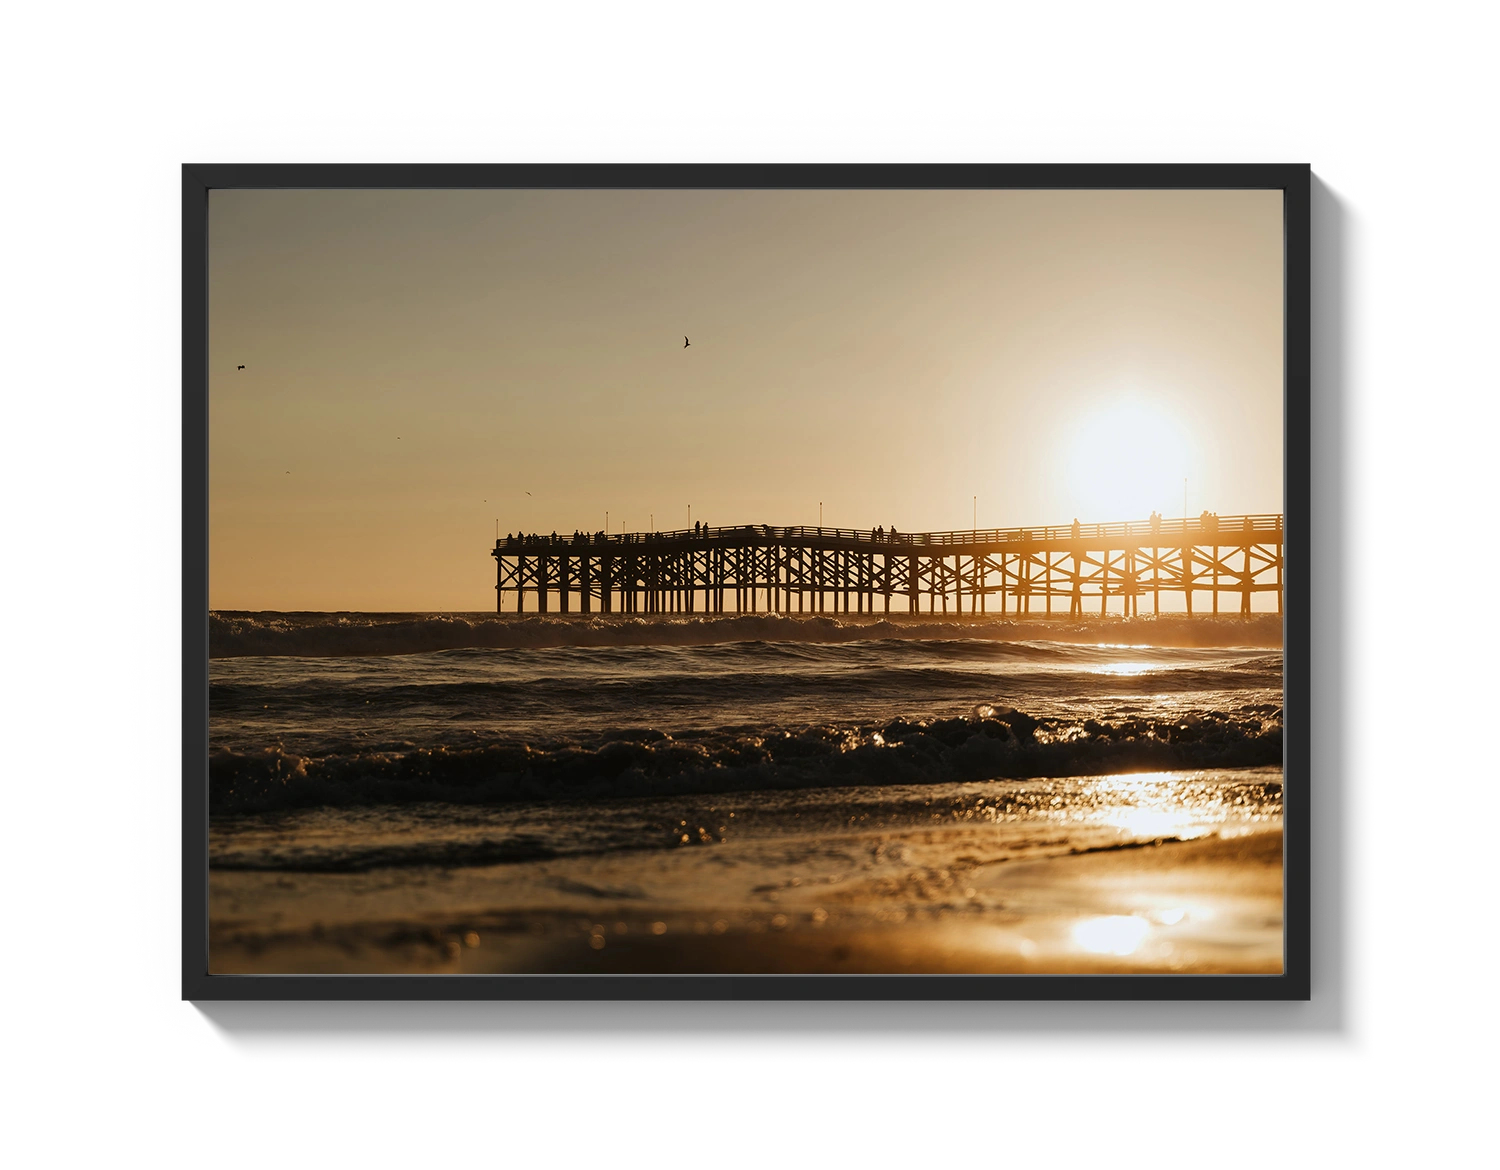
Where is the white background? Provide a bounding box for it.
[3,2,1496,1165]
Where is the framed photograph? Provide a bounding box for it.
[184,164,1309,999]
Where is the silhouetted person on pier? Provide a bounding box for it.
[1071,518,1081,539]
[1150,511,1162,535]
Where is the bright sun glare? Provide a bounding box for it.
[1061,396,1195,523]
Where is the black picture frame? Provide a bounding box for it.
[129,107,1368,1062]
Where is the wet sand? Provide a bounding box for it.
[209,828,1282,976]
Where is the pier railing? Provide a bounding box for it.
[499,513,1284,550]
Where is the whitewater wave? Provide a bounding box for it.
[208,705,1282,815]
[210,610,1284,659]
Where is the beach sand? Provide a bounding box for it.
[209,826,1282,976]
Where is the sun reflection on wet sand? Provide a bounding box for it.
[1073,915,1151,955]
[210,770,1283,975]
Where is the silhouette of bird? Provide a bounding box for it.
[683,336,690,348]
[237,365,245,370]
[526,491,532,496]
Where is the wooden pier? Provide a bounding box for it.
[491,514,1284,617]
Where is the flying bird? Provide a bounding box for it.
[683,336,690,348]
[237,365,245,370]
[526,491,532,496]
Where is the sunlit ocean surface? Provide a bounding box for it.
[207,616,1283,973]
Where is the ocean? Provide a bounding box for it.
[207,612,1285,974]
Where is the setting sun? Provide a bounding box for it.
[1059,396,1195,523]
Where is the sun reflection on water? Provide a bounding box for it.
[1088,661,1161,676]
[1077,772,1258,841]
[1106,807,1208,840]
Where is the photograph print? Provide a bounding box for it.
[200,174,1299,985]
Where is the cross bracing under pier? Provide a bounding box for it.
[491,514,1285,617]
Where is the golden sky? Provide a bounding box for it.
[209,188,1283,611]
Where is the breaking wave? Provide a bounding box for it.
[208,704,1282,815]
